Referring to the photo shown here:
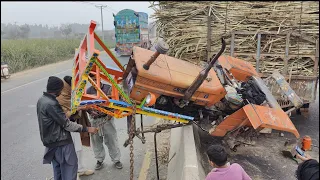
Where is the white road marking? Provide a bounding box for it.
[1,69,71,95]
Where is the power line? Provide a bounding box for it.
[75,1,119,41]
[104,6,118,13]
[77,1,118,13]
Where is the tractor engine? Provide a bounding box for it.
[122,39,266,124]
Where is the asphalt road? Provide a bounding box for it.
[1,50,155,180]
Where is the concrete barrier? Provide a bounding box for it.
[167,125,206,180]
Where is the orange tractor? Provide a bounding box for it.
[72,20,302,149]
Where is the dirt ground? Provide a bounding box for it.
[197,102,319,180]
[141,84,319,180]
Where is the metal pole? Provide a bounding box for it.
[230,33,235,57]
[284,33,290,75]
[96,5,107,42]
[207,14,212,62]
[101,7,104,42]
[256,33,261,73]
[314,40,319,76]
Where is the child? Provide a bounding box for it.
[206,145,252,180]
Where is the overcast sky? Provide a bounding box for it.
[1,1,155,30]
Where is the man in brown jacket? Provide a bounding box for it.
[57,76,94,178]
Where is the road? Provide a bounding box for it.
[1,50,156,180]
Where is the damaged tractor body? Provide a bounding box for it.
[123,38,301,139]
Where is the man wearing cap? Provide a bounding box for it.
[86,73,123,170]
[57,76,94,178]
[37,76,98,180]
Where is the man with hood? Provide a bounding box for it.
[56,76,95,178]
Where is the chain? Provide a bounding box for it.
[95,115,112,127]
[129,99,136,180]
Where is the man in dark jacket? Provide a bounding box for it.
[37,76,98,180]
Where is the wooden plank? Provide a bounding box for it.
[233,31,289,35]
[261,75,318,80]
[234,52,315,58]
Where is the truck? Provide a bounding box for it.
[113,9,150,56]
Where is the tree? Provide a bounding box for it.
[7,26,19,39]
[60,24,72,38]
[18,24,30,38]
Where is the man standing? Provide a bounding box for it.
[86,73,123,170]
[56,76,94,178]
[37,76,98,180]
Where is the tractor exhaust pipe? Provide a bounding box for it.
[143,40,169,70]
[182,38,226,103]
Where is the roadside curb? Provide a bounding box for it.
[167,124,205,180]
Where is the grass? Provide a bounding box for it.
[1,38,116,74]
[94,41,115,51]
[1,39,80,73]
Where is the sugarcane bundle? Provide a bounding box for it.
[149,1,319,76]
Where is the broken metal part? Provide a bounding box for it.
[271,70,303,109]
[251,76,282,109]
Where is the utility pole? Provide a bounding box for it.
[95,5,108,42]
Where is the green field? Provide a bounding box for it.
[1,38,115,74]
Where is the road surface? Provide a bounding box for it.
[1,51,156,180]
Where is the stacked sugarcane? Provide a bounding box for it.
[149,1,319,76]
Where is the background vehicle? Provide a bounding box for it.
[114,9,149,56]
[1,62,10,79]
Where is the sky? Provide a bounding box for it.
[1,1,155,30]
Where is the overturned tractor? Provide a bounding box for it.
[72,20,302,156]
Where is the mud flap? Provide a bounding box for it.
[211,104,300,138]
